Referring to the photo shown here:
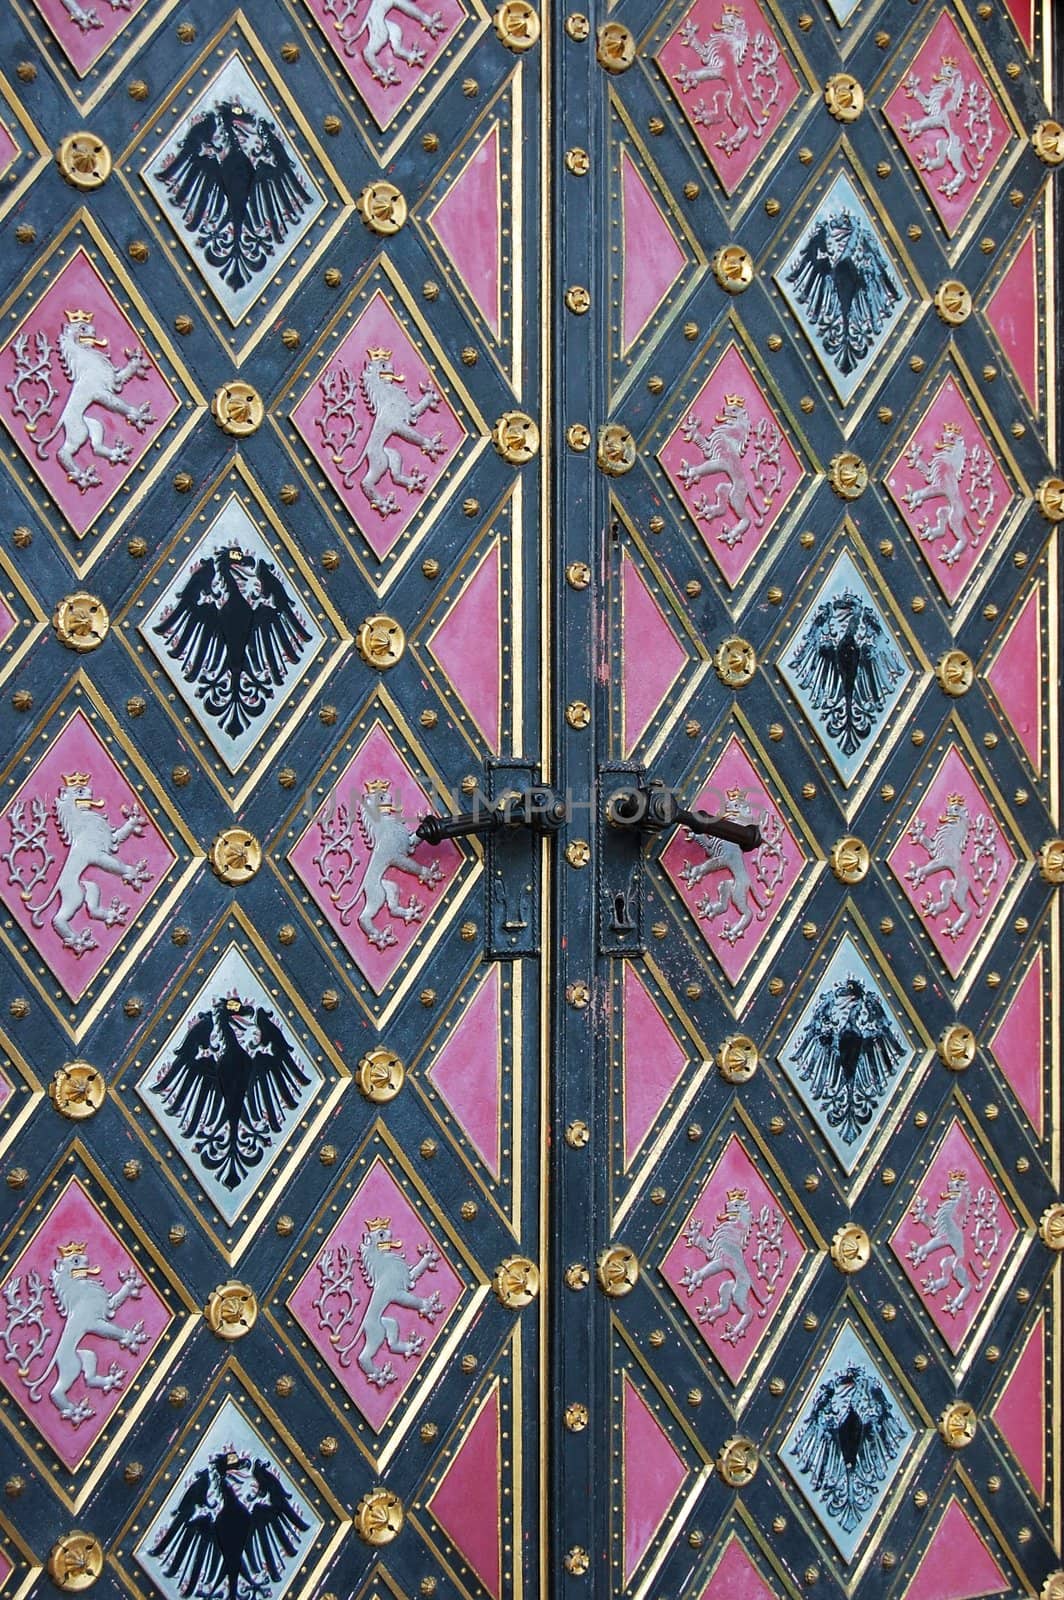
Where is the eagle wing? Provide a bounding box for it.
[244,1007,312,1134]
[244,560,313,689]
[238,114,314,236]
[156,111,230,234]
[150,1010,223,1140]
[148,1467,223,1596]
[246,1461,310,1585]
[153,558,227,688]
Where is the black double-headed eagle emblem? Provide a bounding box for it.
[152,546,312,742]
[786,588,905,761]
[785,208,902,378]
[150,993,311,1194]
[156,101,314,291]
[791,1361,907,1534]
[787,973,905,1146]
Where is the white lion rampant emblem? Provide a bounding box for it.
[312,777,443,949]
[2,770,152,956]
[312,1217,442,1388]
[59,0,132,33]
[0,1241,147,1426]
[680,786,786,944]
[6,307,155,491]
[680,1187,787,1345]
[905,789,1002,940]
[678,392,784,548]
[316,345,445,517]
[903,419,996,568]
[907,1167,1000,1316]
[900,55,993,201]
[320,0,444,87]
[673,5,783,156]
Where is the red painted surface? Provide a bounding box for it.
[622,1374,687,1582]
[32,0,151,76]
[989,951,1044,1134]
[429,126,502,338]
[428,541,501,751]
[699,1537,775,1600]
[906,1498,1009,1600]
[620,551,688,754]
[621,964,687,1166]
[987,585,1041,768]
[620,151,687,352]
[425,966,502,1177]
[993,1316,1045,1499]
[986,232,1039,408]
[429,1384,502,1598]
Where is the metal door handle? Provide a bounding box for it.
[417,785,568,844]
[604,779,761,852]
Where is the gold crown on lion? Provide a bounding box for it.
[725,1186,748,1203]
[946,791,966,806]
[62,771,91,787]
[363,777,392,794]
[365,1216,391,1231]
[366,347,392,362]
[947,1168,966,1181]
[940,54,957,66]
[940,420,964,437]
[58,1241,87,1258]
[64,308,95,324]
[725,785,744,800]
[723,393,747,408]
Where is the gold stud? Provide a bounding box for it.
[565,1119,590,1149]
[53,592,109,652]
[714,635,756,686]
[824,73,864,121]
[565,284,591,314]
[1032,122,1064,165]
[357,1047,405,1103]
[565,13,590,40]
[57,132,111,190]
[938,1401,977,1448]
[830,1223,871,1273]
[356,614,405,669]
[48,1535,104,1592]
[1036,478,1064,522]
[209,828,261,885]
[596,1244,639,1296]
[204,1281,257,1339]
[211,381,263,436]
[355,1488,404,1545]
[934,281,973,325]
[565,146,590,175]
[565,839,591,868]
[565,700,591,729]
[492,411,540,464]
[50,1061,105,1120]
[1038,840,1064,883]
[712,244,754,292]
[357,181,407,234]
[938,1023,976,1071]
[716,1436,759,1487]
[566,422,591,452]
[596,423,637,476]
[1039,1204,1064,1250]
[493,1255,540,1307]
[565,1402,589,1431]
[716,1034,758,1083]
[493,0,539,49]
[830,836,870,884]
[595,21,635,71]
[566,561,591,589]
[564,1548,590,1576]
[828,452,868,499]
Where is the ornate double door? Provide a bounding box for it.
[0,1,1061,1598]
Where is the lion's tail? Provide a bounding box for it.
[33,419,62,461]
[24,881,58,925]
[23,1354,56,1401]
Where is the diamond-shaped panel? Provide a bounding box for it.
[777,934,915,1175]
[133,1392,326,1600]
[286,717,464,997]
[882,11,1013,240]
[886,743,1018,979]
[29,0,154,78]
[885,370,1016,605]
[0,243,184,542]
[286,1153,467,1433]
[778,1320,914,1562]
[303,0,469,134]
[778,550,912,785]
[660,732,807,985]
[890,1117,1019,1353]
[141,51,331,328]
[288,273,475,573]
[775,170,910,406]
[0,704,182,1005]
[138,491,330,775]
[905,1496,1010,1600]
[657,342,806,587]
[655,0,803,196]
[134,943,326,1226]
[660,1132,806,1383]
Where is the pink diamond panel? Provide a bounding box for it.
[701,1539,774,1600]
[658,344,804,587]
[992,1316,1045,1499]
[0,1177,171,1469]
[656,0,801,195]
[287,1157,464,1432]
[0,249,179,539]
[622,1375,687,1583]
[986,233,1039,409]
[0,594,16,653]
[989,952,1043,1134]
[887,745,1016,978]
[291,291,466,561]
[907,1499,1009,1600]
[987,585,1041,769]
[32,0,152,77]
[428,1386,502,1599]
[890,1120,1017,1352]
[620,551,688,754]
[621,965,688,1168]
[429,125,502,339]
[425,966,502,1179]
[427,542,501,751]
[1005,0,1034,50]
[0,117,18,182]
[660,735,803,984]
[883,11,1012,238]
[0,1548,11,1590]
[620,151,687,353]
[0,1067,12,1116]
[289,722,460,992]
[305,0,466,131]
[660,1134,803,1382]
[0,710,177,1003]
[885,373,1013,605]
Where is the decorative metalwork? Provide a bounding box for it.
[203,1281,258,1339]
[596,1245,639,1296]
[596,23,634,73]
[596,423,636,476]
[938,1400,977,1448]
[48,1534,104,1591]
[56,134,110,191]
[830,1223,871,1273]
[209,828,261,885]
[53,594,109,653]
[716,1034,758,1083]
[716,1436,758,1487]
[494,1256,540,1307]
[823,74,864,122]
[355,1488,404,1545]
[211,381,264,437]
[358,182,407,235]
[356,1047,405,1102]
[356,615,406,669]
[492,410,539,463]
[49,1061,105,1120]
